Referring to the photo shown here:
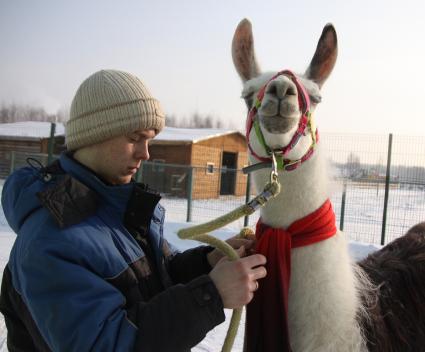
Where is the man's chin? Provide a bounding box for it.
[112,173,133,185]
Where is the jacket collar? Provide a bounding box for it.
[59,152,135,219]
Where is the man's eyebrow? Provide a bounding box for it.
[138,131,156,138]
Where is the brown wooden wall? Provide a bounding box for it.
[40,136,66,155]
[0,139,42,178]
[191,134,248,199]
[0,137,66,179]
[191,144,222,199]
[149,144,191,165]
[140,132,248,199]
[196,133,247,153]
[143,144,192,197]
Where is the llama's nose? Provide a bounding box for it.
[266,79,297,99]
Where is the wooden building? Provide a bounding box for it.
[0,122,65,179]
[0,123,249,200]
[144,127,248,199]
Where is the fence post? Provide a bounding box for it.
[340,180,347,231]
[47,122,56,165]
[186,167,193,222]
[10,151,15,174]
[244,173,252,227]
[381,133,393,245]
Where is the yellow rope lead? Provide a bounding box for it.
[177,181,281,352]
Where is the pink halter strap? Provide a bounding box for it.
[244,70,318,172]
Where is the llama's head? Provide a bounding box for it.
[232,19,337,166]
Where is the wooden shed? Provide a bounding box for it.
[145,127,248,199]
[0,123,249,200]
[0,121,65,179]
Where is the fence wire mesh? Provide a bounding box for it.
[2,132,425,245]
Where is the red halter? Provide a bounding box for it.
[244,70,319,172]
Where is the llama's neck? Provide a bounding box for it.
[251,144,330,228]
[251,142,368,351]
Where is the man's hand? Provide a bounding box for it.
[209,254,267,309]
[207,232,256,267]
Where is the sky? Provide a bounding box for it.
[1,0,425,135]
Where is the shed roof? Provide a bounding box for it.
[152,127,245,145]
[0,121,65,140]
[0,121,244,143]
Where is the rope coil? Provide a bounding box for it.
[177,179,281,352]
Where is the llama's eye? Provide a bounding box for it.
[245,97,254,109]
[309,94,322,104]
[242,93,254,108]
[242,92,254,100]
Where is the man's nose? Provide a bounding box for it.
[135,142,150,160]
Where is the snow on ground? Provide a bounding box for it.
[160,184,425,246]
[0,183,380,351]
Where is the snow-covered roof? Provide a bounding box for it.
[0,121,65,140]
[0,122,244,144]
[152,127,244,144]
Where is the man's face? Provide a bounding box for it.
[86,129,156,185]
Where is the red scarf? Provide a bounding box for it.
[244,199,337,352]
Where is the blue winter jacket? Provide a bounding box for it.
[0,153,225,351]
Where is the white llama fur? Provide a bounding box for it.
[233,19,373,351]
[251,142,368,352]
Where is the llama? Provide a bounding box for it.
[232,19,425,352]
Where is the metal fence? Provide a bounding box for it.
[322,133,425,244]
[3,132,425,245]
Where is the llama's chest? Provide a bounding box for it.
[287,233,364,351]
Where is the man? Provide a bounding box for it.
[0,69,267,351]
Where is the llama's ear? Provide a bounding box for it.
[232,18,261,82]
[305,24,338,87]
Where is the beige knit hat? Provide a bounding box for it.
[66,69,165,151]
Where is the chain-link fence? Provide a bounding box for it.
[7,151,57,174]
[322,133,425,244]
[2,132,425,245]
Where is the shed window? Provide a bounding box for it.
[171,174,185,191]
[206,162,214,174]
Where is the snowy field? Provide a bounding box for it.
[161,182,425,246]
[0,182,392,351]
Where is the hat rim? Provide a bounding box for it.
[66,98,165,151]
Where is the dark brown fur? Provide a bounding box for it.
[358,222,425,351]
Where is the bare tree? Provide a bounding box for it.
[346,152,361,179]
[165,112,226,128]
[0,103,53,123]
